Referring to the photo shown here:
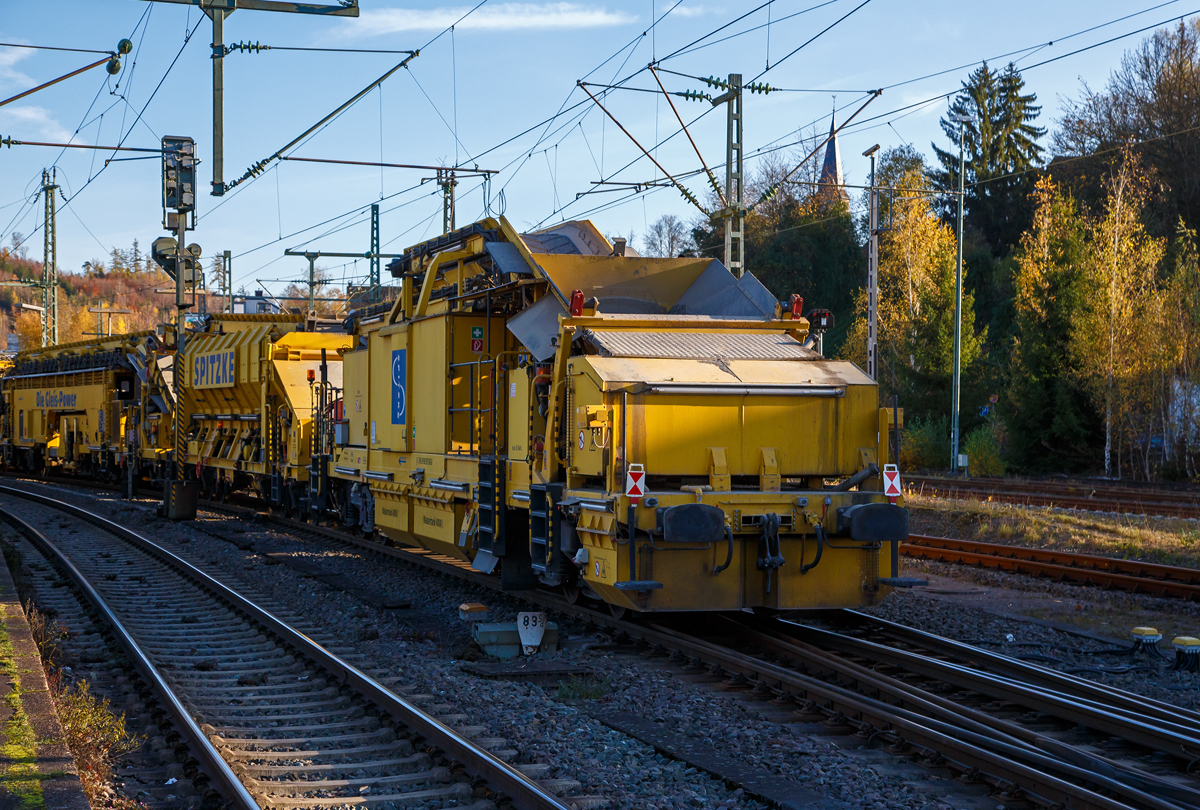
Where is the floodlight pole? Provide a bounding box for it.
[223,249,233,312]
[951,114,970,474]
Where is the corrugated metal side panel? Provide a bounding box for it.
[580,330,817,361]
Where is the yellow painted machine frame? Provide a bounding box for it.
[0,332,158,477]
[174,313,353,507]
[330,216,912,613]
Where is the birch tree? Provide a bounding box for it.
[1069,151,1165,476]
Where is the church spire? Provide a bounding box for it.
[819,107,850,202]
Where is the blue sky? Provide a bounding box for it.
[0,1,1193,298]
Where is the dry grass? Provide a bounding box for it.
[24,603,68,670]
[906,493,1200,567]
[23,604,145,809]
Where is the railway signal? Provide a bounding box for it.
[161,135,200,520]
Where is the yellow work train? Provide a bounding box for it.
[0,332,161,478]
[325,216,910,614]
[0,216,912,614]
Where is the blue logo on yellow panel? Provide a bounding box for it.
[392,349,406,424]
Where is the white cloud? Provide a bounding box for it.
[0,47,34,91]
[347,3,638,35]
[0,106,72,142]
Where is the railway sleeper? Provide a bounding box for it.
[253,781,473,807]
[249,766,453,789]
[187,679,331,696]
[209,716,383,737]
[193,704,363,724]
[227,741,418,762]
[209,728,400,751]
[236,753,431,776]
[190,687,345,705]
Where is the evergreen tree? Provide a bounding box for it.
[933,62,1045,255]
[1004,177,1099,471]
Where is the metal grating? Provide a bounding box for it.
[580,330,817,361]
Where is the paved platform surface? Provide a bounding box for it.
[0,548,89,810]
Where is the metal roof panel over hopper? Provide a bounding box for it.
[585,357,871,391]
[579,329,819,361]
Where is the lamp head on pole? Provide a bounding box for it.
[861,144,880,158]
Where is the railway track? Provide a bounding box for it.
[902,534,1200,600]
[200,498,1200,810]
[906,475,1200,519]
[8,476,1200,810]
[0,484,584,810]
[641,610,1200,810]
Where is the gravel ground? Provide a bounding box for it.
[7,482,951,810]
[23,478,1200,808]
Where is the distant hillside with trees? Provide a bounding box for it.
[0,236,209,349]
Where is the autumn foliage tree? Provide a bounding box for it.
[1054,19,1200,237]
[840,148,988,425]
[1007,150,1197,479]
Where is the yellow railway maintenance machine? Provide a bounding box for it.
[331,217,914,614]
[1,333,161,479]
[175,313,353,510]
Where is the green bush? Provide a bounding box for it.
[900,415,950,471]
[964,422,1005,476]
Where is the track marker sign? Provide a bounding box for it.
[517,611,547,655]
[883,463,902,500]
[625,463,645,504]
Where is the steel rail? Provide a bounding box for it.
[906,476,1200,519]
[194,510,1166,809]
[901,537,1200,600]
[627,624,1144,810]
[909,475,1200,504]
[729,617,1198,809]
[0,478,1184,810]
[907,534,1200,585]
[841,611,1200,730]
[0,506,259,810]
[774,622,1200,762]
[0,485,575,810]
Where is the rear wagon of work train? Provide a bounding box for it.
[326,215,912,615]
